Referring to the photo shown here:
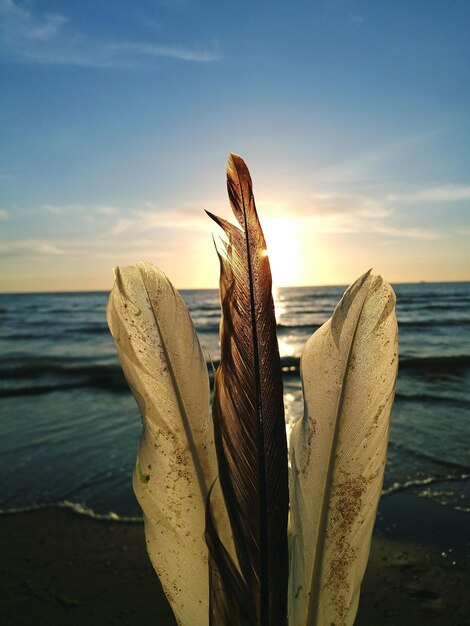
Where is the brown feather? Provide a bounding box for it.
[206,154,289,626]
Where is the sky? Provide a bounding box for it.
[0,0,469,291]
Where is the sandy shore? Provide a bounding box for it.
[0,494,468,625]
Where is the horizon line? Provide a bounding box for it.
[1,278,469,296]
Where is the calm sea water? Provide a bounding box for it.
[0,282,469,519]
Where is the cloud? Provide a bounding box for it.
[37,243,66,255]
[350,14,364,25]
[41,201,210,236]
[97,205,119,216]
[223,189,443,241]
[0,200,213,260]
[0,240,68,257]
[310,192,391,218]
[0,230,191,260]
[305,215,441,239]
[45,203,74,214]
[0,0,221,68]
[44,203,120,217]
[0,237,124,258]
[313,130,445,187]
[109,218,136,236]
[0,209,9,219]
[107,206,210,236]
[1,186,446,267]
[304,183,462,239]
[372,226,440,239]
[295,191,441,239]
[253,190,443,240]
[387,185,470,204]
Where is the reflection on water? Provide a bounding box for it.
[273,286,287,321]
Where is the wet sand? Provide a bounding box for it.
[0,493,468,625]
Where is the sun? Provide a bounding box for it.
[261,217,301,287]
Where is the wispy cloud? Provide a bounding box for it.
[0,240,68,257]
[97,205,119,216]
[310,192,391,218]
[256,191,442,239]
[107,206,210,237]
[0,201,213,260]
[41,201,211,234]
[222,192,442,240]
[0,0,221,68]
[0,183,448,266]
[304,182,465,239]
[0,237,140,259]
[0,209,9,220]
[302,213,441,239]
[313,131,446,187]
[0,232,191,260]
[44,203,120,216]
[45,203,80,215]
[350,14,365,25]
[387,185,470,204]
[372,226,440,239]
[109,218,136,236]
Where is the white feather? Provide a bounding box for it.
[107,262,230,626]
[288,272,398,626]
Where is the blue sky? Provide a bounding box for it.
[1,0,469,291]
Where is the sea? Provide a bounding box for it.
[0,282,469,521]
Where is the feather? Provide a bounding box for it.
[206,154,289,626]
[106,262,231,626]
[288,271,398,626]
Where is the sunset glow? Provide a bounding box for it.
[262,217,302,288]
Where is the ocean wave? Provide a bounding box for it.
[2,324,116,339]
[382,473,470,498]
[71,324,110,335]
[0,360,129,396]
[195,324,220,334]
[389,441,470,474]
[49,307,93,314]
[188,303,221,312]
[277,323,322,332]
[196,321,320,334]
[399,355,470,373]
[0,360,301,398]
[1,473,469,521]
[191,309,221,318]
[401,302,470,311]
[195,318,470,332]
[396,294,470,304]
[0,500,143,523]
[1,353,469,397]
[394,391,470,408]
[0,382,94,398]
[397,318,470,327]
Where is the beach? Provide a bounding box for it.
[1,492,468,626]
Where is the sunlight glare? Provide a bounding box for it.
[262,217,301,287]
[278,338,296,357]
[272,286,286,320]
